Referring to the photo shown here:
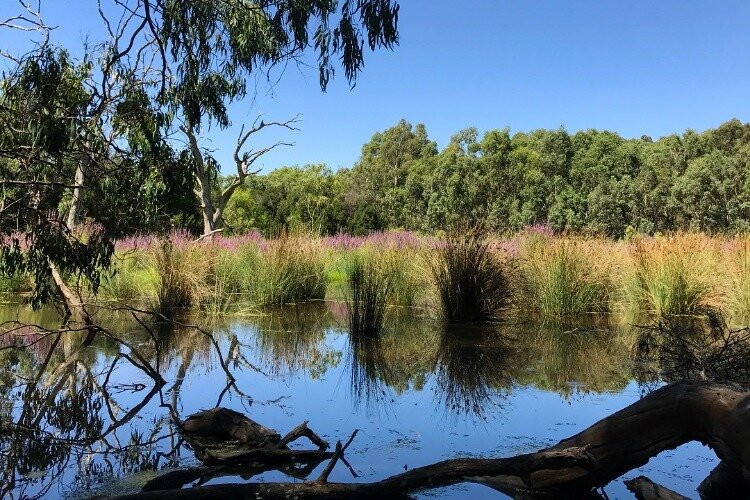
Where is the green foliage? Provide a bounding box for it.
[220,118,750,238]
[226,164,345,235]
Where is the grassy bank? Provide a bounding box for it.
[4,228,750,323]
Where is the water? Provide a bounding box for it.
[0,303,718,499]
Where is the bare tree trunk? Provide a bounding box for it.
[66,161,85,228]
[182,116,298,238]
[195,168,218,235]
[109,381,750,499]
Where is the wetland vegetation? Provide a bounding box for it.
[2,1,750,498]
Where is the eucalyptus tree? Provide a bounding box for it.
[102,0,401,235]
[0,0,401,310]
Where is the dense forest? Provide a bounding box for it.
[207,118,750,238]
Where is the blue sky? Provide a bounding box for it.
[3,1,750,172]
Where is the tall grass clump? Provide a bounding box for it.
[345,252,394,337]
[382,248,425,308]
[520,238,611,317]
[254,235,327,305]
[100,255,152,301]
[149,239,207,316]
[723,236,750,324]
[624,234,720,316]
[201,245,259,314]
[429,227,510,322]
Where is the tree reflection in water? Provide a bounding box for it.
[0,306,240,499]
[0,322,171,499]
[252,303,342,378]
[1,303,716,498]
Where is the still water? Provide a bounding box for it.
[0,303,717,499]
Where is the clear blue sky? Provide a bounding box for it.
[3,1,750,173]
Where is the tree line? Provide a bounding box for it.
[215,118,750,237]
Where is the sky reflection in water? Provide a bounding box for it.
[0,303,717,499]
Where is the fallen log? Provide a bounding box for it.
[108,381,750,499]
[698,461,750,499]
[624,476,689,500]
[181,408,283,447]
[179,408,331,465]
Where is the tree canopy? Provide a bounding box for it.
[0,0,401,306]
[223,118,750,237]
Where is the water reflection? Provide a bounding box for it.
[252,303,338,377]
[0,304,709,499]
[347,320,391,408]
[515,321,637,398]
[0,331,169,498]
[434,325,513,417]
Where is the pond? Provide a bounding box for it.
[0,303,718,499]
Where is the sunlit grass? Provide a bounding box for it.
[723,236,750,325]
[622,233,721,316]
[14,230,748,324]
[253,235,327,305]
[519,237,612,317]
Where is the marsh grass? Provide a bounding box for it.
[724,237,750,324]
[149,240,207,316]
[429,228,510,322]
[520,238,611,317]
[200,247,258,314]
[100,254,152,300]
[254,236,327,305]
[85,231,750,320]
[624,234,720,316]
[327,247,425,307]
[345,252,395,337]
[0,272,32,296]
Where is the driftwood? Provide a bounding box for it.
[698,461,750,499]
[624,476,689,500]
[110,381,750,499]
[179,407,332,465]
[141,458,331,492]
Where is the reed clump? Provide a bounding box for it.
[100,255,152,301]
[254,235,327,305]
[149,239,208,316]
[429,228,510,322]
[519,237,611,317]
[723,236,750,324]
[345,252,395,337]
[623,233,721,316]
[200,245,259,314]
